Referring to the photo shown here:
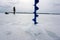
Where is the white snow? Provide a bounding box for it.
[0,13,60,40]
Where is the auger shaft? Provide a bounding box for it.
[33,0,39,25]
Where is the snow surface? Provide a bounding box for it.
[0,13,60,40]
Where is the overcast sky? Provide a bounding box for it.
[0,0,60,13]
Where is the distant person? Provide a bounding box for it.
[13,7,16,14]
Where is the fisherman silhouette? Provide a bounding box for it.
[13,7,16,14]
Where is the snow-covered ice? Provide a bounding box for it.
[0,13,60,40]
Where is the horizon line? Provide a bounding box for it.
[3,12,60,15]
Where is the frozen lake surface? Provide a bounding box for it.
[0,13,60,40]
